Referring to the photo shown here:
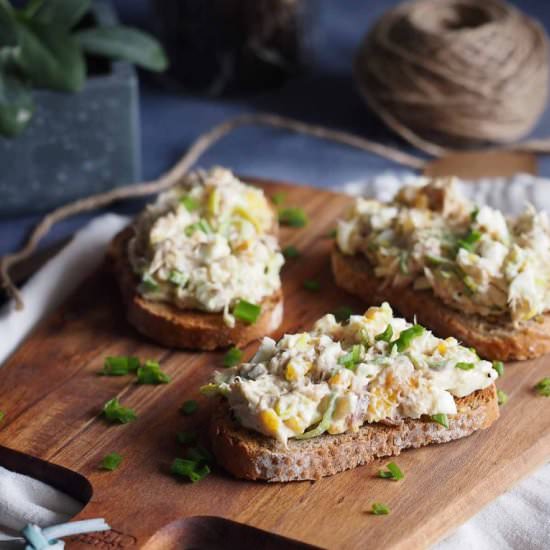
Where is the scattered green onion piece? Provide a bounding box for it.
[431,413,449,428]
[497,389,509,406]
[181,400,198,416]
[198,218,212,233]
[375,324,393,343]
[272,192,286,206]
[102,356,140,376]
[371,502,390,515]
[333,306,354,323]
[233,300,262,324]
[457,229,482,252]
[102,398,137,424]
[100,452,123,471]
[392,325,425,352]
[463,275,478,294]
[455,362,475,371]
[199,383,219,396]
[470,206,479,221]
[141,272,159,292]
[137,360,170,384]
[378,462,404,481]
[278,207,308,228]
[180,195,200,212]
[223,347,243,367]
[171,458,210,483]
[338,345,363,370]
[168,270,187,286]
[177,431,198,446]
[303,279,321,292]
[282,245,300,259]
[426,254,453,266]
[493,361,504,377]
[535,377,550,397]
[295,393,338,440]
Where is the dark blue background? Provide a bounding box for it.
[2,0,550,257]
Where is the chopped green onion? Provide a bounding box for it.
[493,361,504,377]
[179,195,200,212]
[338,345,363,370]
[457,229,482,252]
[141,272,159,292]
[426,254,453,266]
[431,413,449,428]
[326,228,337,239]
[378,461,404,481]
[535,377,550,397]
[375,324,393,343]
[199,383,219,396]
[177,431,198,446]
[392,325,425,352]
[371,502,390,515]
[137,360,170,384]
[455,362,475,371]
[282,245,300,259]
[184,218,212,237]
[168,270,187,286]
[272,192,286,206]
[233,300,262,324]
[223,347,242,367]
[470,206,479,221]
[100,452,123,471]
[181,400,198,416]
[278,207,308,228]
[171,458,210,483]
[463,275,478,293]
[102,356,140,376]
[333,306,354,323]
[102,398,137,424]
[497,389,509,406]
[295,393,338,440]
[303,279,321,292]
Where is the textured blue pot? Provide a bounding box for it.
[0,1,140,217]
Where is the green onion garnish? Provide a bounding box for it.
[278,207,308,228]
[303,279,321,292]
[338,345,363,370]
[535,377,550,397]
[463,275,478,293]
[457,229,482,252]
[295,392,338,440]
[185,218,212,237]
[102,398,137,424]
[392,325,425,352]
[180,195,200,212]
[375,324,393,343]
[233,299,262,324]
[333,306,354,323]
[141,272,159,292]
[171,458,210,483]
[282,245,300,259]
[497,389,509,406]
[371,502,390,515]
[181,400,198,416]
[100,452,123,471]
[223,347,242,367]
[102,356,140,376]
[455,362,475,371]
[470,206,479,221]
[177,431,198,445]
[137,360,170,384]
[378,461,404,481]
[168,270,187,286]
[492,361,504,377]
[431,413,449,428]
[272,192,286,206]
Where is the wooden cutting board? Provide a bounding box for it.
[1,178,549,550]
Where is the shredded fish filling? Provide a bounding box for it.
[336,177,550,323]
[128,167,284,326]
[207,303,497,445]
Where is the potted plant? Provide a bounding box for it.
[0,0,167,215]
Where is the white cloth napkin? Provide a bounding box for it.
[1,174,549,548]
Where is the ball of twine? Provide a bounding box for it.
[354,0,550,156]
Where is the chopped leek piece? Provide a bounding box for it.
[378,462,404,481]
[371,502,390,515]
[168,270,187,286]
[233,300,262,324]
[375,324,393,343]
[137,360,170,384]
[295,393,338,440]
[497,389,509,406]
[431,413,449,428]
[102,356,140,376]
[282,245,300,258]
[272,192,286,206]
[457,229,482,252]
[223,347,243,367]
[100,452,123,471]
[455,362,475,371]
[141,272,159,292]
[392,325,424,352]
[338,345,363,370]
[333,306,353,323]
[179,195,200,212]
[492,361,504,377]
[171,458,210,483]
[535,377,550,397]
[278,207,308,227]
[102,398,137,424]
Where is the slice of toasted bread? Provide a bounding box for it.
[107,227,283,350]
[331,248,550,361]
[209,385,498,482]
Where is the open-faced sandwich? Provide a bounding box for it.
[205,303,499,481]
[332,177,550,360]
[109,167,284,350]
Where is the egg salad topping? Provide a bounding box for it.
[207,303,496,445]
[128,167,284,326]
[337,177,550,323]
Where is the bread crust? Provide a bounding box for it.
[209,385,499,482]
[331,247,550,361]
[107,227,283,350]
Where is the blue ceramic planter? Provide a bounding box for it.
[0,1,140,217]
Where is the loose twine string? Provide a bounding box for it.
[3,0,550,309]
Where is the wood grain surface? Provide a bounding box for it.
[1,180,549,550]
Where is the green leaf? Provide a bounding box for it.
[33,0,90,29]
[75,26,168,72]
[17,20,85,91]
[0,70,34,137]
